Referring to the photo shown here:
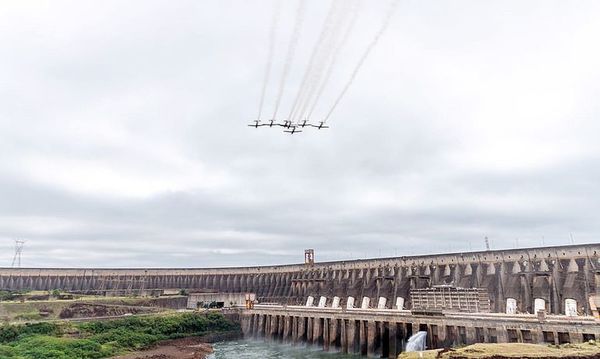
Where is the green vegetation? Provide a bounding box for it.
[12,312,43,322]
[0,291,27,302]
[0,312,237,359]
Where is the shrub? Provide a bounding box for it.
[13,336,108,359]
[0,312,238,359]
[92,328,159,349]
[0,322,61,343]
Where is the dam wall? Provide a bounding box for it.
[1,244,599,315]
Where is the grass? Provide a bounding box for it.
[0,312,238,359]
[0,296,180,323]
[13,313,44,321]
[398,342,600,358]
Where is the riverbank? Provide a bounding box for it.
[111,336,214,359]
[111,330,242,359]
[398,342,600,359]
[0,312,239,358]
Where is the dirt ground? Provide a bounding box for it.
[58,302,157,319]
[0,296,167,322]
[111,337,214,359]
[398,342,600,359]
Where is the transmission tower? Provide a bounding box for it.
[11,239,25,268]
[484,236,490,251]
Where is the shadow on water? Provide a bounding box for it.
[208,339,363,359]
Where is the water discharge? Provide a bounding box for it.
[209,339,362,359]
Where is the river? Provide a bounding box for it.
[208,339,362,359]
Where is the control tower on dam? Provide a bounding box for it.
[1,243,599,316]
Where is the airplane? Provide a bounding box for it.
[281,120,294,129]
[247,120,264,128]
[283,126,302,134]
[297,119,309,128]
[264,119,278,127]
[307,121,329,129]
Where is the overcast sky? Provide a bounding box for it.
[1,1,599,268]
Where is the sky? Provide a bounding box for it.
[1,0,599,268]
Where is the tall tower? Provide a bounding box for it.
[11,239,25,268]
[304,249,315,266]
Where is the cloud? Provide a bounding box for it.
[0,0,599,267]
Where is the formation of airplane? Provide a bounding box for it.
[247,119,329,134]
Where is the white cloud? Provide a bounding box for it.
[0,0,599,266]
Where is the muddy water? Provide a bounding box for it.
[208,339,362,359]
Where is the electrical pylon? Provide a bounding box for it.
[11,239,25,268]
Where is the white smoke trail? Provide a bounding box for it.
[287,0,339,122]
[257,0,282,120]
[271,0,307,121]
[292,0,351,123]
[306,0,361,119]
[323,0,400,123]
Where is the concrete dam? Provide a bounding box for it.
[1,243,599,316]
[2,243,600,356]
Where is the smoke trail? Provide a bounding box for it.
[287,0,340,122]
[257,0,282,120]
[306,0,361,119]
[292,0,356,123]
[271,0,307,121]
[323,0,400,123]
[292,0,351,123]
